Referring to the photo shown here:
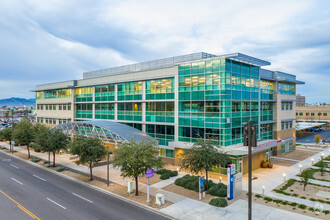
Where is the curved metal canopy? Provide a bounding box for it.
[53,120,155,144]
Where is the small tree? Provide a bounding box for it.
[179,138,230,191]
[34,124,52,164]
[48,129,69,167]
[315,134,321,144]
[300,169,311,191]
[0,127,12,143]
[112,138,163,196]
[13,118,34,158]
[68,135,106,180]
[4,111,10,120]
[319,157,326,176]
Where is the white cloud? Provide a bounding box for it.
[0,0,329,102]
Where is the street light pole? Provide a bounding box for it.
[107,151,112,187]
[11,108,14,153]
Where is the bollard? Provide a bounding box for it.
[262,186,265,195]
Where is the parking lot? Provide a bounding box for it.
[297,129,330,143]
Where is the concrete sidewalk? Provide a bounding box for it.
[292,176,330,187]
[242,147,330,194]
[161,199,317,220]
[267,191,330,210]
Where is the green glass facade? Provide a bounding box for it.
[178,59,259,146]
[95,84,115,101]
[146,78,174,100]
[146,102,174,123]
[95,103,115,120]
[117,103,142,121]
[45,90,57,99]
[146,124,174,147]
[117,81,142,101]
[75,103,93,119]
[75,87,93,102]
[278,83,296,95]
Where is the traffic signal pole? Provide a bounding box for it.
[248,121,252,220]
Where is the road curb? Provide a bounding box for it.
[0,149,175,220]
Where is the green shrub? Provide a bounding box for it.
[308,207,314,211]
[310,198,316,201]
[160,173,170,180]
[300,196,306,199]
[281,201,288,205]
[323,210,330,215]
[43,161,49,164]
[155,169,167,175]
[56,167,66,172]
[298,204,306,209]
[264,197,273,202]
[255,194,262,198]
[280,179,296,191]
[289,202,297,206]
[292,193,298,197]
[209,197,228,207]
[156,169,178,177]
[207,183,227,197]
[170,170,178,177]
[31,157,41,163]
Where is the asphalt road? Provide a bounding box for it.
[0,151,172,220]
[297,129,330,143]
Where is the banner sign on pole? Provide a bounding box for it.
[146,169,154,178]
[227,164,236,200]
[199,176,205,193]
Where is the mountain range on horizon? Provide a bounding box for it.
[0,97,35,108]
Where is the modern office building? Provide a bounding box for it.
[33,52,304,174]
[296,94,305,106]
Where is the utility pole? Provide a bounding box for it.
[243,120,257,220]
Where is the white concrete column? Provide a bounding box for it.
[114,103,118,121]
[142,81,146,101]
[92,86,95,102]
[142,102,146,123]
[115,84,118,101]
[114,84,118,121]
[92,103,95,119]
[174,72,179,141]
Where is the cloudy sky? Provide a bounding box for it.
[0,0,329,103]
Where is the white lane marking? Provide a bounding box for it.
[10,164,19,169]
[11,178,23,185]
[47,198,66,210]
[33,175,46,182]
[2,159,11,161]
[72,193,93,203]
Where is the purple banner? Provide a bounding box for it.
[146,169,154,178]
